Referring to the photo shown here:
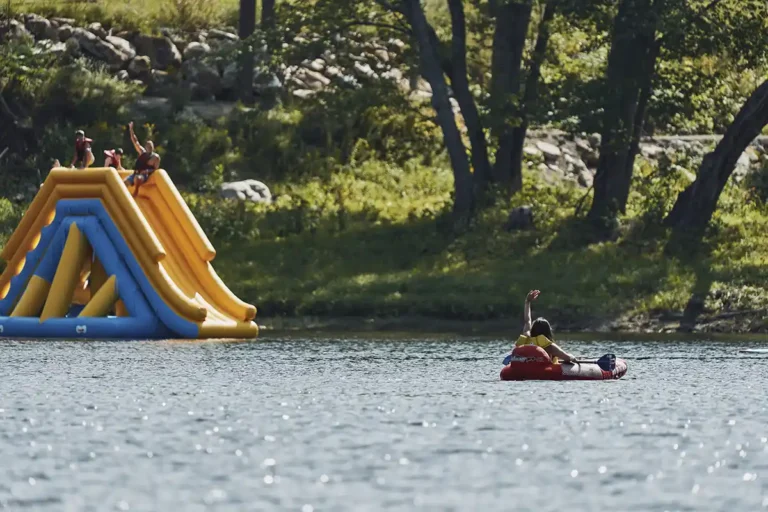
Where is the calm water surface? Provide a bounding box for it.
[1,335,767,511]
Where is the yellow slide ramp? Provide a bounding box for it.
[129,170,257,338]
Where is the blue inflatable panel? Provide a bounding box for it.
[0,198,199,339]
[67,304,86,317]
[34,217,77,282]
[0,211,66,315]
[74,216,154,320]
[0,317,171,339]
[60,200,199,338]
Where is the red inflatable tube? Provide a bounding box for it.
[500,345,628,381]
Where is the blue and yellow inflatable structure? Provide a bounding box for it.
[0,168,258,339]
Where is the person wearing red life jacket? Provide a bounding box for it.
[124,122,160,197]
[70,130,94,169]
[104,148,125,170]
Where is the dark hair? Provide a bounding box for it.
[75,130,85,136]
[115,148,124,155]
[530,317,553,341]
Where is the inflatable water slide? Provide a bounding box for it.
[0,168,258,339]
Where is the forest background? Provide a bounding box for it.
[2,0,768,334]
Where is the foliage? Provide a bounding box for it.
[2,0,768,327]
[6,0,238,32]
[745,157,768,205]
[195,161,768,325]
[627,151,699,227]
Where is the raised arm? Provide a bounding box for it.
[128,122,145,154]
[522,289,539,335]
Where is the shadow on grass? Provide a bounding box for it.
[212,211,685,329]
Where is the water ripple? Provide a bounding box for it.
[1,337,767,511]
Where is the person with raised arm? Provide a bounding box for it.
[124,122,160,197]
[508,290,576,364]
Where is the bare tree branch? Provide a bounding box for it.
[0,94,18,121]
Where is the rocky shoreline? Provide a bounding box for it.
[520,130,768,191]
[1,13,428,103]
[258,309,768,336]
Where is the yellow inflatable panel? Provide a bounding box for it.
[79,275,118,317]
[41,224,91,321]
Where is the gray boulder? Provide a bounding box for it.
[51,17,74,25]
[292,89,314,99]
[306,58,325,72]
[733,152,753,181]
[64,36,80,57]
[374,48,390,62]
[221,62,238,90]
[207,29,239,41]
[128,56,152,80]
[1,20,33,42]
[577,169,594,188]
[254,72,282,93]
[106,35,136,62]
[71,28,129,66]
[24,14,52,40]
[535,141,562,164]
[523,146,542,159]
[34,40,67,56]
[57,24,73,42]
[640,143,664,158]
[588,132,602,148]
[564,153,588,174]
[505,206,534,231]
[220,180,272,204]
[145,69,179,97]
[298,68,330,90]
[87,22,107,39]
[182,59,222,99]
[353,61,377,80]
[134,34,182,70]
[183,41,211,60]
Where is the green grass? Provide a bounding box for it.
[1,156,766,332]
[6,0,240,32]
[184,161,768,332]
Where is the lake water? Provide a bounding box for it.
[1,334,767,511]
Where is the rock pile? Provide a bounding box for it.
[521,131,768,190]
[2,13,432,103]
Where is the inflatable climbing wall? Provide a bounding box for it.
[0,168,258,339]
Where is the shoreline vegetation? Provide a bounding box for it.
[2,1,768,336]
[256,314,768,338]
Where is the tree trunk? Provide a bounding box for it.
[238,0,257,104]
[404,0,475,224]
[624,39,660,183]
[490,0,533,192]
[507,0,556,188]
[586,0,657,236]
[665,79,768,238]
[261,0,275,28]
[446,0,492,195]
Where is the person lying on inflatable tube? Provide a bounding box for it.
[504,290,577,365]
